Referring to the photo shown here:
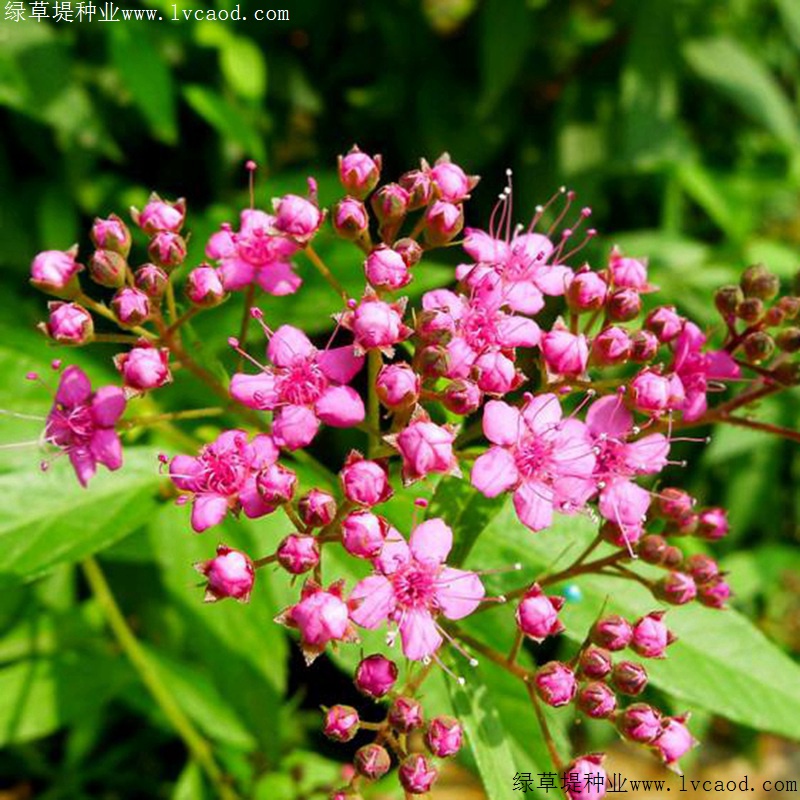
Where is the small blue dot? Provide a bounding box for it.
[563,584,583,603]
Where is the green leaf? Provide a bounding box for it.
[775,0,800,51]
[110,25,177,145]
[683,37,799,148]
[0,448,162,587]
[220,37,268,101]
[172,761,209,800]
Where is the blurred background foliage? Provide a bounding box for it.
[2,0,800,797]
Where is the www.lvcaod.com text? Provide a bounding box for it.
[4,2,288,22]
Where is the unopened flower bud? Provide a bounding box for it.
[388,697,424,733]
[394,237,423,268]
[563,754,607,800]
[765,306,786,326]
[323,705,360,743]
[186,266,226,307]
[542,328,589,376]
[376,363,420,410]
[89,249,128,289]
[607,288,642,322]
[611,660,648,696]
[341,511,388,559]
[91,214,132,257]
[662,546,684,570]
[637,534,669,565]
[697,575,732,609]
[333,197,369,240]
[631,612,674,658]
[425,716,463,758]
[276,534,320,575]
[741,263,779,300]
[352,296,409,351]
[112,288,151,327]
[617,703,663,743]
[516,584,565,642]
[424,200,464,246]
[371,183,409,241]
[31,247,83,297]
[114,344,171,394]
[272,192,323,243]
[776,327,800,353]
[442,379,482,415]
[354,744,391,781]
[341,453,392,507]
[133,195,186,234]
[534,661,577,707]
[196,545,254,603]
[256,463,297,505]
[399,169,435,210]
[591,615,633,651]
[684,554,719,584]
[355,654,398,699]
[418,344,449,377]
[778,296,800,319]
[338,147,381,198]
[655,572,697,605]
[148,231,187,269]
[656,488,694,520]
[742,331,775,363]
[42,302,93,345]
[645,305,683,343]
[578,646,613,680]
[629,330,660,362]
[134,264,169,299]
[773,361,800,385]
[591,326,631,366]
[714,285,743,316]
[399,754,438,795]
[576,682,617,719]
[697,507,729,540]
[299,489,337,528]
[364,246,411,290]
[393,417,457,483]
[430,157,476,203]
[567,270,607,312]
[654,716,697,768]
[737,297,763,323]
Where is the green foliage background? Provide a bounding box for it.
[2,0,800,797]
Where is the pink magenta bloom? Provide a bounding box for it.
[339,291,412,356]
[338,146,382,198]
[471,395,596,532]
[355,654,398,699]
[608,246,652,291]
[399,754,438,795]
[341,511,389,560]
[541,325,589,377]
[631,611,675,658]
[426,716,463,758]
[147,231,186,269]
[534,661,577,707]
[424,200,464,246]
[272,191,323,243]
[376,363,420,410]
[630,368,685,415]
[349,518,485,660]
[230,324,365,449]
[42,302,94,345]
[332,197,369,240]
[169,429,281,532]
[132,194,186,235]
[276,533,320,575]
[195,544,255,603]
[563,754,607,800]
[567,269,608,311]
[299,488,337,527]
[111,287,151,327]
[90,214,131,256]
[323,705,360,743]
[340,451,393,507]
[31,247,83,295]
[591,326,632,366]
[206,210,301,295]
[135,264,168,298]
[185,265,226,307]
[277,579,357,665]
[364,245,411,290]
[653,716,697,771]
[44,365,126,487]
[388,412,459,485]
[428,154,478,203]
[516,583,565,642]
[114,343,171,395]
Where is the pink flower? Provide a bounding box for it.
[563,754,607,800]
[697,506,729,540]
[169,429,281,532]
[44,365,126,487]
[471,395,596,532]
[355,654,398,699]
[389,696,425,732]
[206,211,301,295]
[338,146,382,198]
[339,291,412,356]
[276,534,320,575]
[376,363,420,410]
[134,264,168,298]
[341,511,389,559]
[272,189,323,243]
[516,583,565,642]
[591,326,632,366]
[428,154,478,203]
[332,197,369,240]
[298,489,337,527]
[567,269,608,311]
[608,246,652,291]
[349,518,485,660]
[364,245,411,290]
[185,265,226,307]
[630,368,685,415]
[340,451,393,507]
[425,717,463,758]
[653,716,697,771]
[230,324,365,449]
[577,682,617,719]
[90,214,131,256]
[399,754,438,795]
[114,343,171,395]
[323,705,360,742]
[591,614,633,651]
[89,249,127,288]
[388,411,459,484]
[618,703,663,743]
[132,194,186,234]
[195,545,255,603]
[424,200,464,246]
[534,661,577,707]
[541,325,589,377]
[277,579,358,664]
[646,305,684,343]
[42,302,93,345]
[631,611,675,658]
[31,247,83,296]
[111,287,150,327]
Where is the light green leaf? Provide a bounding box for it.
[220,37,268,101]
[172,761,209,800]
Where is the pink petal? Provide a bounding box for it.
[444,339,477,380]
[513,480,554,532]
[256,262,302,296]
[624,434,669,474]
[56,366,91,407]
[206,228,236,260]
[89,428,122,471]
[69,447,96,488]
[399,608,443,660]
[317,346,364,384]
[533,264,572,295]
[230,372,278,410]
[705,350,741,380]
[272,405,320,450]
[191,493,229,533]
[463,228,510,263]
[248,434,279,469]
[315,385,366,428]
[268,325,315,367]
[586,395,632,439]
[409,519,453,565]
[516,232,554,265]
[495,316,541,348]
[239,478,275,519]
[436,567,485,620]
[218,256,256,291]
[375,530,411,574]
[421,289,464,317]
[169,455,203,491]
[91,386,126,427]
[350,575,396,629]
[505,280,545,315]
[599,479,651,528]
[471,447,519,498]
[521,393,562,434]
[482,400,522,446]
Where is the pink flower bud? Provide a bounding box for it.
[425,716,463,758]
[656,488,695,520]
[631,612,673,658]
[607,287,642,322]
[576,682,617,719]
[430,159,474,203]
[341,453,392,507]
[341,511,388,559]
[338,146,381,198]
[186,266,226,307]
[563,754,607,800]
[352,297,408,352]
[355,654,398,699]
[31,248,83,296]
[645,305,684,343]
[388,696,424,732]
[599,520,643,549]
[288,584,350,649]
[534,661,577,707]
[591,326,631,366]
[114,344,172,394]
[656,572,697,605]
[591,615,633,651]
[134,195,186,234]
[617,703,663,743]
[629,330,660,362]
[442,379,482,415]
[277,534,320,575]
[134,264,169,299]
[42,302,93,345]
[256,462,297,505]
[393,416,458,484]
[88,249,128,289]
[394,237,423,267]
[611,660,648,696]
[567,270,608,311]
[399,169,435,210]
[273,193,323,243]
[516,584,565,642]
[354,744,391,780]
[196,545,254,603]
[578,646,613,679]
[630,369,684,414]
[542,328,589,376]
[653,716,696,768]
[399,754,438,795]
[333,197,369,240]
[637,534,669,565]
[91,214,132,257]
[475,350,518,395]
[697,575,731,609]
[371,183,409,224]
[609,247,649,290]
[364,246,411,290]
[323,705,360,742]
[424,200,464,246]
[112,288,151,327]
[148,231,187,269]
[299,489,337,527]
[376,363,420,410]
[697,507,729,540]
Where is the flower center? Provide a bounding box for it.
[278,360,327,406]
[514,435,554,480]
[45,404,94,448]
[199,446,248,495]
[391,562,438,610]
[461,307,498,350]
